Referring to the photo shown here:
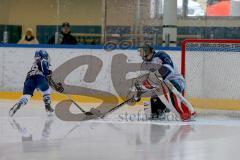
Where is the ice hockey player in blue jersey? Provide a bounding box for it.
[9,50,64,117]
[137,44,195,121]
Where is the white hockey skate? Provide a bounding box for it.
[9,103,22,117]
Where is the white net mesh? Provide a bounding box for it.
[183,40,240,110]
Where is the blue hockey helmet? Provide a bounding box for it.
[35,50,49,60]
[35,50,51,64]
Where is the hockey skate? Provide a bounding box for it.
[9,103,22,117]
[151,107,171,120]
[45,103,54,116]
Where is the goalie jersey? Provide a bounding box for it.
[143,51,185,87]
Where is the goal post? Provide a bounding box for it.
[181,39,240,110]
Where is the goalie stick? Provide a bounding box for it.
[80,80,147,119]
[101,84,148,118]
[93,96,136,118]
[89,97,137,118]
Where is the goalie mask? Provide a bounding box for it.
[138,44,153,61]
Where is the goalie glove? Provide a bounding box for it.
[128,81,144,103]
[132,81,142,102]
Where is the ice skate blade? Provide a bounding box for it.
[9,104,20,117]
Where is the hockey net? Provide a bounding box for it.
[182,39,240,110]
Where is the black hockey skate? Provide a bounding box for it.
[9,103,22,117]
[45,104,54,113]
[150,96,171,120]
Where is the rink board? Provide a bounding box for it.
[1,91,240,111]
[0,44,240,110]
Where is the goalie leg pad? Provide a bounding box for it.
[169,91,191,121]
[169,79,194,120]
[143,72,163,90]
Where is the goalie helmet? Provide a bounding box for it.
[138,44,154,61]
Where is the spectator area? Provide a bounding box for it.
[0,25,22,43]
[2,24,240,46]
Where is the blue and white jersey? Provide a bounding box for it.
[27,59,50,78]
[144,51,184,82]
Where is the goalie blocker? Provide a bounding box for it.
[138,44,196,121]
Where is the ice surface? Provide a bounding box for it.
[1,99,240,160]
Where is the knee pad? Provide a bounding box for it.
[18,95,31,105]
[43,94,51,105]
[150,96,166,115]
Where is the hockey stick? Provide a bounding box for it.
[48,77,87,114]
[100,96,135,118]
[60,93,87,114]
[90,80,148,118]
[77,96,136,120]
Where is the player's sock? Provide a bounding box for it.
[43,94,54,113]
[17,95,31,106]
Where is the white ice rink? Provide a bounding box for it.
[1,99,240,160]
